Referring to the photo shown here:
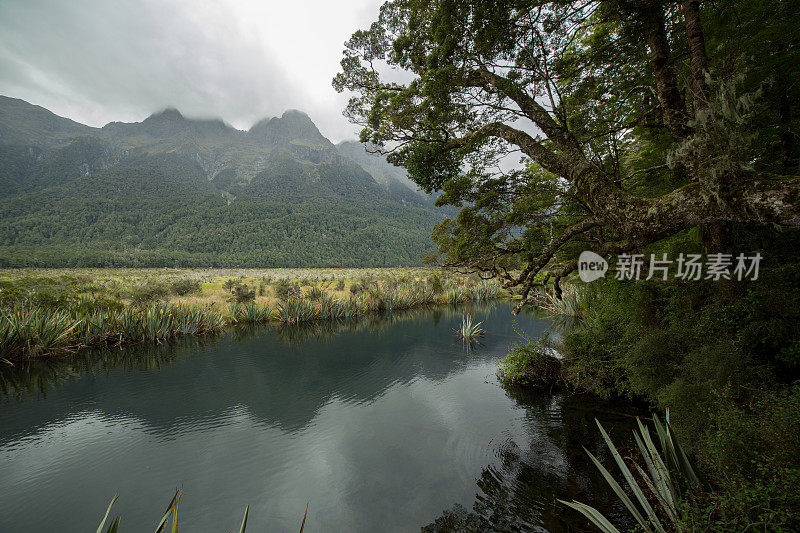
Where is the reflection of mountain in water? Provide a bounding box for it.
[0,303,548,441]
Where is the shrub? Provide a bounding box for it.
[335,280,345,291]
[230,284,256,304]
[127,281,170,307]
[428,274,444,294]
[71,295,125,315]
[273,279,300,300]
[498,334,562,389]
[170,279,201,296]
[258,278,269,296]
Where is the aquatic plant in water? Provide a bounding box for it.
[96,489,308,532]
[97,489,308,533]
[559,410,703,533]
[456,314,485,340]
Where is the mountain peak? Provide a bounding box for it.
[147,107,184,121]
[282,109,309,118]
[248,109,327,146]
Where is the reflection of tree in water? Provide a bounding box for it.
[422,390,640,533]
[0,335,218,402]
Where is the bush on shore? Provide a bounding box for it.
[512,270,800,531]
[497,334,563,390]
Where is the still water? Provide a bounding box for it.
[0,303,634,532]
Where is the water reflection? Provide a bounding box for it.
[0,302,634,532]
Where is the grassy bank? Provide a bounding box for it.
[500,273,800,531]
[0,268,501,361]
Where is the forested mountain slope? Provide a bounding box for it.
[0,96,441,267]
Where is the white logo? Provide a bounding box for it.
[578,251,608,282]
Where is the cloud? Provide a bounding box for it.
[0,0,384,142]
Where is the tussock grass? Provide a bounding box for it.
[0,268,504,360]
[2,304,225,361]
[456,314,485,340]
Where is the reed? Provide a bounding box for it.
[456,314,485,339]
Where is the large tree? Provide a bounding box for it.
[334,0,800,311]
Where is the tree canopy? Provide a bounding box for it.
[335,0,800,310]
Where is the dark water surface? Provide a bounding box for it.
[0,303,635,532]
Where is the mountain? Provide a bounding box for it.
[336,140,430,207]
[0,96,444,267]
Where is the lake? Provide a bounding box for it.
[0,303,634,532]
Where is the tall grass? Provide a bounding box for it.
[534,285,586,319]
[1,304,225,361]
[0,307,79,358]
[1,276,502,360]
[230,302,272,324]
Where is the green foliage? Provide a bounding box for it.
[427,273,443,294]
[1,303,225,361]
[682,386,800,531]
[497,334,562,389]
[273,279,300,301]
[306,285,324,300]
[0,307,79,358]
[96,489,252,533]
[230,302,271,324]
[127,281,171,307]
[534,285,586,319]
[229,284,256,304]
[559,268,800,529]
[169,279,200,296]
[560,413,702,533]
[334,0,800,297]
[258,278,269,296]
[455,314,484,340]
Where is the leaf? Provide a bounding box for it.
[154,490,180,533]
[97,494,119,533]
[299,502,308,533]
[635,419,676,512]
[632,461,679,527]
[171,489,183,533]
[558,500,622,533]
[239,505,249,533]
[584,447,649,530]
[105,516,121,533]
[595,419,665,533]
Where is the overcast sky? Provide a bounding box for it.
[0,0,386,143]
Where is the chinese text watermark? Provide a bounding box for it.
[578,251,761,283]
